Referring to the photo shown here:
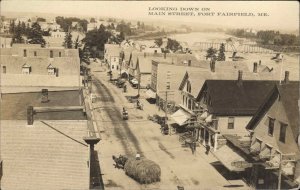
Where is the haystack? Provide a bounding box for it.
[124,157,161,184]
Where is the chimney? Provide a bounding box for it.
[188,60,191,66]
[164,52,166,59]
[27,106,34,125]
[41,89,49,103]
[237,70,243,85]
[253,62,258,73]
[210,60,215,72]
[284,71,289,84]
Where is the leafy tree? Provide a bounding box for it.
[25,23,31,36]
[9,20,15,34]
[137,21,140,28]
[37,17,46,22]
[21,22,26,35]
[78,19,88,32]
[79,45,90,64]
[217,43,226,61]
[82,25,112,58]
[116,22,132,36]
[166,38,182,52]
[90,18,96,23]
[206,47,217,60]
[63,32,73,48]
[27,22,46,47]
[11,21,24,45]
[74,35,80,49]
[154,38,163,47]
[117,31,125,42]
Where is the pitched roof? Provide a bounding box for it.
[198,80,278,116]
[246,82,300,140]
[178,62,286,98]
[0,90,86,120]
[278,82,300,139]
[1,120,89,190]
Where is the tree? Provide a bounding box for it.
[79,45,90,64]
[11,21,24,45]
[27,22,46,47]
[63,32,73,48]
[166,38,182,52]
[206,47,217,60]
[74,35,80,49]
[25,23,31,36]
[9,20,15,34]
[37,17,46,22]
[154,38,163,47]
[90,18,96,23]
[217,43,226,61]
[21,22,26,35]
[82,25,112,58]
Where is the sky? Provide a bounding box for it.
[1,0,299,31]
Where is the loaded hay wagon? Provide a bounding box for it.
[112,155,161,184]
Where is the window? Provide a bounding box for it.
[182,95,185,105]
[228,117,234,129]
[47,64,55,75]
[2,66,6,73]
[112,65,114,69]
[188,99,192,110]
[59,52,61,57]
[186,81,191,93]
[268,117,275,136]
[166,82,170,90]
[23,49,27,57]
[34,51,37,57]
[50,50,53,58]
[22,64,31,74]
[279,123,287,143]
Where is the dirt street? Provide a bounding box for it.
[90,63,249,190]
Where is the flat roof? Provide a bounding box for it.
[0,90,86,120]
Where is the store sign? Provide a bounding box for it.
[231,161,253,169]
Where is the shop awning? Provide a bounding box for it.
[205,114,212,123]
[200,111,208,119]
[145,89,156,99]
[250,140,261,153]
[171,109,191,126]
[214,144,251,172]
[259,146,271,159]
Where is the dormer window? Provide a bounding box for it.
[22,63,31,74]
[47,64,55,75]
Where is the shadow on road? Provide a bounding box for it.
[93,78,144,157]
[90,150,105,190]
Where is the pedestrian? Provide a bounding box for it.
[205,144,210,155]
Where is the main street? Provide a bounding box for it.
[89,62,249,190]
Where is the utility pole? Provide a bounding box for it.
[137,73,141,97]
[277,153,295,190]
[278,153,282,190]
[279,54,284,85]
